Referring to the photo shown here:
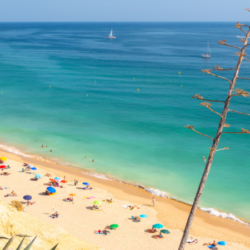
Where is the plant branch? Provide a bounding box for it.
[222,128,250,134]
[237,77,250,80]
[213,65,235,71]
[184,125,214,141]
[192,94,225,103]
[244,58,250,62]
[200,102,222,117]
[201,69,232,84]
[228,109,250,116]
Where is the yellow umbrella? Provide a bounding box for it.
[0,157,7,161]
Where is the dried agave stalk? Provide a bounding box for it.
[178,11,250,250]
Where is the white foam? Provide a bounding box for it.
[200,207,249,225]
[82,171,111,181]
[144,187,169,198]
[0,144,34,158]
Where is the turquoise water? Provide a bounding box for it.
[0,23,249,221]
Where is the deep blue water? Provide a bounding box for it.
[0,22,249,220]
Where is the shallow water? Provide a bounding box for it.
[0,22,249,221]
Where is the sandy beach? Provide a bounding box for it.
[0,148,249,250]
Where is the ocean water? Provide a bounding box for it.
[0,22,249,221]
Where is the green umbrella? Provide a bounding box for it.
[110,224,119,229]
[93,201,102,205]
[160,229,170,234]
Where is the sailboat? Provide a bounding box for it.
[106,29,116,39]
[201,42,211,58]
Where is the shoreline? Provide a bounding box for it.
[0,142,249,225]
[0,143,250,248]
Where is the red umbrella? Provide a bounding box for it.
[0,165,6,169]
[49,179,56,183]
[61,180,67,183]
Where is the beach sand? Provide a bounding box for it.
[0,148,249,250]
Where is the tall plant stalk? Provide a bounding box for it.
[178,13,250,250]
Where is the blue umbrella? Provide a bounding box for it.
[31,167,37,170]
[139,214,148,218]
[47,187,56,193]
[82,182,89,185]
[218,241,227,246]
[153,223,163,229]
[35,174,43,178]
[54,177,61,180]
[23,195,32,201]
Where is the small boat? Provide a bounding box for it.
[106,29,116,39]
[201,42,211,58]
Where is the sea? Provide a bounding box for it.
[0,22,249,223]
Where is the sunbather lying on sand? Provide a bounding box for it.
[203,240,217,246]
[42,190,50,195]
[23,163,29,166]
[31,177,38,181]
[146,228,157,233]
[154,232,163,239]
[5,191,17,197]
[51,211,59,219]
[128,205,140,210]
[45,173,51,177]
[132,216,141,222]
[64,197,73,202]
[105,226,116,230]
[93,205,100,210]
[1,172,10,175]
[187,237,198,244]
[0,186,7,190]
[94,230,110,235]
[106,198,113,203]
[27,201,36,206]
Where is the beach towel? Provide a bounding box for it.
[208,245,217,249]
[218,241,227,246]
[84,196,95,199]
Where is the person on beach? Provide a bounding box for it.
[50,149,53,152]
[203,240,217,247]
[92,159,95,162]
[74,180,78,186]
[152,197,155,206]
[42,144,44,148]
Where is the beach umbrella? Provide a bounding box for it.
[69,193,76,201]
[93,201,102,205]
[35,174,43,178]
[139,214,147,218]
[54,177,61,180]
[61,180,67,183]
[31,167,37,170]
[82,182,89,185]
[110,224,119,229]
[23,195,32,201]
[47,187,56,193]
[49,179,56,183]
[0,165,6,169]
[0,157,7,161]
[160,229,170,234]
[153,224,163,229]
[218,241,227,246]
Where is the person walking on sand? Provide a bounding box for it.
[152,197,155,206]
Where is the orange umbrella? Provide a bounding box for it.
[69,193,76,201]
[49,179,56,183]
[61,180,67,183]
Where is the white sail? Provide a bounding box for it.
[106,29,116,39]
[201,42,211,58]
